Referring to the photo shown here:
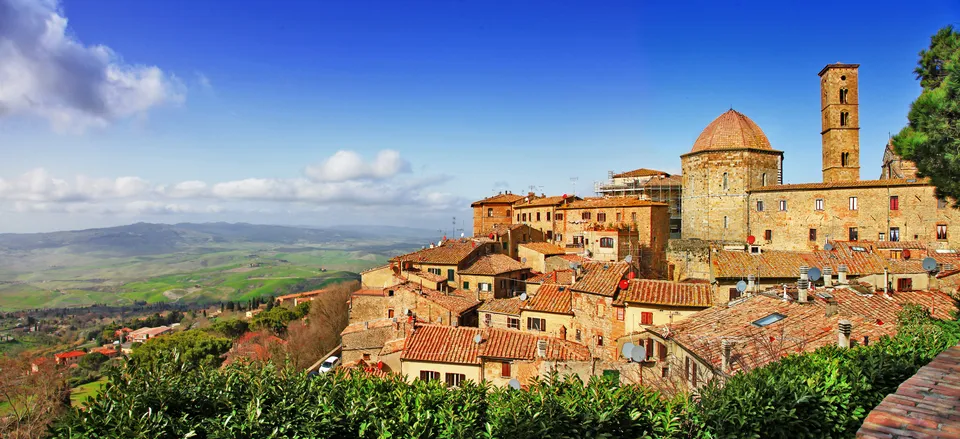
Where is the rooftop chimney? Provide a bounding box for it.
[536,339,548,358]
[837,265,848,285]
[747,274,756,294]
[825,300,838,318]
[838,320,852,348]
[823,267,834,288]
[798,266,810,302]
[721,339,733,372]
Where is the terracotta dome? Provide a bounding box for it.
[690,109,772,153]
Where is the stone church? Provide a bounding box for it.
[680,63,960,252]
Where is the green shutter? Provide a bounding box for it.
[447,269,455,282]
[463,282,470,290]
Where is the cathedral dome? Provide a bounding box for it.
[690,109,772,153]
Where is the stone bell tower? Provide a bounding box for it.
[819,63,860,183]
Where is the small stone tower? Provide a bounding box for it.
[819,63,860,183]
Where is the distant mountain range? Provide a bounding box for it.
[0,222,440,257]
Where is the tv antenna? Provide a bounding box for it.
[570,177,578,197]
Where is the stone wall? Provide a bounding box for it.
[665,239,713,282]
[473,203,514,237]
[569,292,624,362]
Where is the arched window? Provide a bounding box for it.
[839,88,848,104]
[762,173,767,186]
[840,111,849,126]
[722,173,728,190]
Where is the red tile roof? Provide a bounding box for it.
[514,195,580,208]
[54,351,86,360]
[470,192,525,207]
[615,279,714,307]
[527,270,575,285]
[459,254,527,276]
[689,109,774,154]
[570,261,631,297]
[341,318,397,336]
[400,284,481,315]
[857,344,960,439]
[478,297,522,315]
[392,239,484,266]
[550,254,591,264]
[277,288,326,301]
[518,242,566,256]
[522,284,573,315]
[749,178,930,193]
[401,325,590,365]
[557,197,667,210]
[353,288,386,297]
[223,331,287,366]
[404,267,448,283]
[711,243,913,279]
[659,288,956,375]
[612,168,671,179]
[639,174,683,188]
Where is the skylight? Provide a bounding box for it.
[752,313,786,327]
[851,246,867,252]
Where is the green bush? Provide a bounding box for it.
[129,330,232,370]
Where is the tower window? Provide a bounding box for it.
[839,88,848,104]
[890,227,900,242]
[762,173,767,186]
[756,200,764,212]
[841,152,850,167]
[779,200,787,211]
[840,112,849,127]
[840,75,847,81]
[849,227,859,241]
[815,198,824,211]
[487,208,493,217]
[849,197,858,210]
[722,173,728,190]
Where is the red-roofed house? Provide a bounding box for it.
[457,253,530,301]
[614,279,714,333]
[54,350,86,366]
[400,324,590,387]
[277,288,327,307]
[129,326,172,343]
[222,331,287,367]
[478,297,522,330]
[520,284,573,340]
[471,191,528,237]
[568,261,634,361]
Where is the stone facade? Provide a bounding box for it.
[513,196,579,243]
[820,63,860,183]
[569,292,624,362]
[471,192,526,237]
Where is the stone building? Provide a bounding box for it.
[513,195,581,242]
[470,192,526,237]
[478,297,522,330]
[519,283,574,340]
[557,197,669,260]
[880,139,919,180]
[456,253,530,301]
[594,168,683,237]
[613,279,713,336]
[567,261,633,362]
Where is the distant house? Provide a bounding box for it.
[129,326,172,343]
[91,345,121,358]
[277,289,327,307]
[54,350,86,366]
[222,331,287,367]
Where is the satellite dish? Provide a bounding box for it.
[569,262,578,270]
[630,345,646,363]
[438,240,443,246]
[519,293,528,301]
[824,243,834,251]
[808,267,822,282]
[922,257,939,272]
[521,257,527,263]
[735,280,747,292]
[622,342,635,358]
[473,334,483,344]
[747,235,756,245]
[508,378,521,390]
[624,254,633,263]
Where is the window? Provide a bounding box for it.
[779,200,787,211]
[692,362,699,387]
[815,198,824,211]
[487,208,493,217]
[658,342,667,361]
[722,172,728,190]
[879,232,885,241]
[764,229,772,241]
[533,212,538,221]
[661,366,669,378]
[505,209,510,217]
[938,224,948,240]
[388,289,395,297]
[546,212,551,221]
[501,362,511,377]
[616,307,624,321]
[616,213,622,222]
[938,198,948,209]
[428,268,441,275]
[526,317,545,332]
[484,313,491,326]
[507,317,519,330]
[841,151,850,166]
[641,312,653,325]
[462,281,470,290]
[849,197,858,210]
[479,283,491,292]
[363,353,371,361]
[897,278,913,291]
[729,287,741,301]
[849,227,859,241]
[752,313,786,327]
[723,216,728,229]
[597,335,604,346]
[684,357,690,381]
[646,339,654,360]
[388,309,395,318]
[756,200,764,212]
[890,227,900,242]
[762,173,767,186]
[890,196,899,210]
[582,212,591,221]
[445,373,466,387]
[575,329,581,341]
[447,269,455,282]
[546,231,553,240]
[631,212,637,222]
[600,237,614,248]
[839,88,848,104]
[517,214,520,221]
[597,213,607,222]
[891,250,902,260]
[809,228,817,242]
[596,303,605,316]
[840,112,849,127]
[502,242,508,250]
[523,213,529,221]
[556,213,563,220]
[419,371,440,382]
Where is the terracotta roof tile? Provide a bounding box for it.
[749,178,930,193]
[399,284,481,315]
[341,318,396,336]
[471,193,526,207]
[522,284,573,315]
[392,239,484,266]
[459,253,527,275]
[513,195,579,208]
[491,223,528,236]
[612,168,671,179]
[712,244,904,279]
[380,338,406,356]
[518,242,566,256]
[570,261,631,297]
[558,197,667,210]
[527,270,575,285]
[856,344,960,439]
[478,297,522,315]
[660,288,956,375]
[689,110,775,154]
[615,280,713,307]
[55,351,86,360]
[401,325,590,365]
[277,288,326,301]
[639,174,683,188]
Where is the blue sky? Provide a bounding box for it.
[0,0,957,233]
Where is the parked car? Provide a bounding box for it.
[318,355,340,373]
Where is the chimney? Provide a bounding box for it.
[536,339,548,358]
[747,274,756,294]
[823,266,833,288]
[837,265,848,285]
[838,320,852,348]
[825,300,838,317]
[798,266,809,302]
[721,339,733,372]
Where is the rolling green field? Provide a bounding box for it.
[71,378,108,407]
[0,245,390,311]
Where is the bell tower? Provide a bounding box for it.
[819,63,860,183]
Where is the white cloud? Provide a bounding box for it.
[195,72,212,90]
[0,0,184,130]
[304,150,410,182]
[0,168,150,202]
